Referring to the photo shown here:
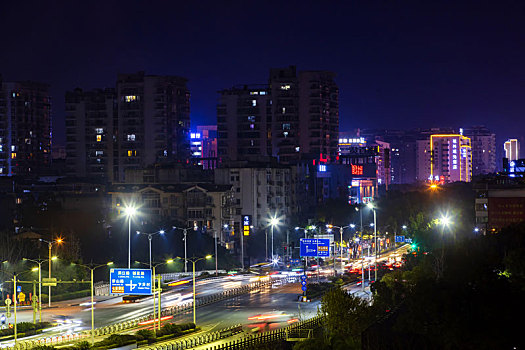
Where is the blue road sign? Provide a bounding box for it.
[405,238,413,243]
[110,268,152,295]
[301,280,307,286]
[300,239,330,257]
[301,286,307,292]
[300,275,307,282]
[16,286,21,293]
[395,235,405,243]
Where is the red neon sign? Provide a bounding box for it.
[351,164,363,175]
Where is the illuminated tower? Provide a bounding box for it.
[429,134,472,183]
[504,139,520,161]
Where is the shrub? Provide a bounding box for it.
[75,341,91,349]
[135,329,155,341]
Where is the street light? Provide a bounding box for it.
[0,268,40,346]
[326,224,354,275]
[269,214,280,262]
[136,229,166,270]
[367,202,378,283]
[39,238,63,307]
[173,226,197,273]
[178,255,212,325]
[136,259,173,332]
[124,206,137,269]
[22,258,46,322]
[74,262,113,346]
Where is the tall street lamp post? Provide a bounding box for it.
[22,258,45,322]
[39,238,62,307]
[179,255,212,325]
[367,203,378,282]
[136,229,166,270]
[173,226,197,273]
[437,214,452,279]
[136,259,173,332]
[0,268,40,347]
[326,224,355,275]
[269,215,279,262]
[124,206,137,269]
[75,262,113,346]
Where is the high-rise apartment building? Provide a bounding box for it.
[0,77,51,176]
[417,134,472,183]
[65,88,116,180]
[504,139,520,161]
[65,72,191,182]
[217,85,271,161]
[270,67,339,163]
[115,72,190,182]
[462,126,496,175]
[217,66,339,165]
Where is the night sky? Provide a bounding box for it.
[1,1,524,148]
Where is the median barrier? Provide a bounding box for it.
[11,276,296,349]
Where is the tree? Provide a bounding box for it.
[320,287,372,349]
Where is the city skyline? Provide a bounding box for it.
[1,1,524,148]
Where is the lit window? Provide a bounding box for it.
[282,123,290,130]
[97,135,102,142]
[11,145,15,152]
[0,145,2,152]
[164,150,168,157]
[96,151,103,156]
[252,100,257,107]
[280,85,291,90]
[95,128,103,134]
[260,91,266,95]
[11,152,16,159]
[250,91,259,95]
[295,147,300,152]
[282,107,286,114]
[125,95,137,102]
[127,134,136,141]
[283,131,289,137]
[128,150,132,157]
[250,124,255,129]
[247,116,255,122]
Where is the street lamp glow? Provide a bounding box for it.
[367,202,374,209]
[295,226,300,230]
[440,215,451,227]
[51,256,58,261]
[350,224,355,228]
[166,259,174,264]
[159,230,165,234]
[124,206,137,216]
[31,267,39,272]
[107,262,114,266]
[56,238,63,244]
[205,255,212,260]
[270,217,279,227]
[402,225,407,230]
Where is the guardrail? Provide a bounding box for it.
[198,315,324,350]
[138,315,323,350]
[6,275,299,350]
[139,324,243,350]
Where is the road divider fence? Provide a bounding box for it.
[5,275,299,350]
